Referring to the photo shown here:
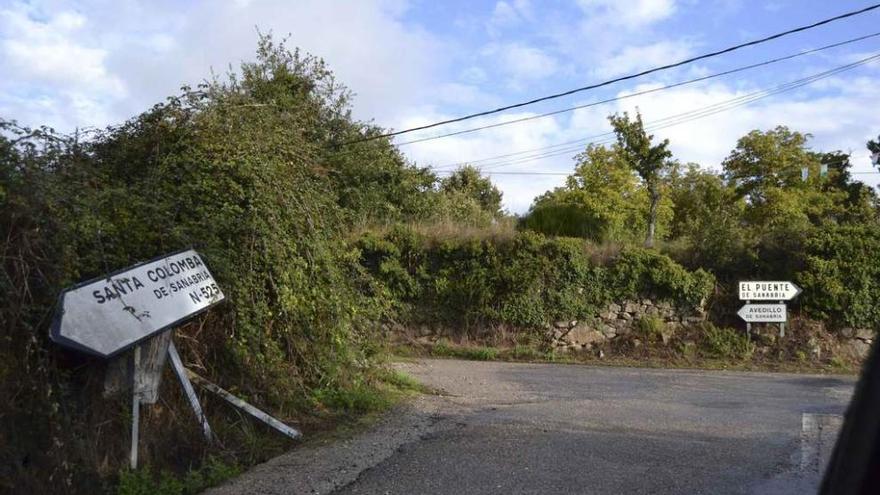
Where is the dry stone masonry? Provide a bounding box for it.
[549,298,706,351]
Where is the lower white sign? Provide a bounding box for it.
[737,303,787,323]
[50,248,224,357]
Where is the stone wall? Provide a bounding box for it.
[395,295,876,363]
[549,298,706,352]
[838,327,875,360]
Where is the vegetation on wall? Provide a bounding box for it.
[355,226,714,332]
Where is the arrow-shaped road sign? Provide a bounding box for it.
[738,281,801,301]
[738,303,787,323]
[50,248,224,358]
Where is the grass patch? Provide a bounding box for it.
[378,368,433,394]
[701,323,755,360]
[432,340,499,360]
[313,381,395,414]
[117,457,240,495]
[636,315,666,341]
[511,344,543,361]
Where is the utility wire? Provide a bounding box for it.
[344,3,880,145]
[395,31,880,147]
[430,53,880,171]
[435,170,880,176]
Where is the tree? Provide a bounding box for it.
[666,164,752,277]
[869,134,880,177]
[722,126,819,205]
[608,111,673,248]
[440,165,504,218]
[521,144,654,242]
[819,151,879,224]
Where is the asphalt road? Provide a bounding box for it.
[208,359,855,495]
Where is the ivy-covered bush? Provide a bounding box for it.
[355,226,715,331]
[798,225,880,329]
[608,248,715,309]
[0,36,403,493]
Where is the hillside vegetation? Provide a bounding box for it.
[1,36,879,494]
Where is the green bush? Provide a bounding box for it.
[429,341,498,361]
[356,227,715,331]
[798,224,880,329]
[512,345,543,361]
[700,323,754,360]
[609,247,715,308]
[636,315,666,340]
[312,381,393,414]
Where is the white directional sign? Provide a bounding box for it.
[737,303,787,323]
[51,249,224,358]
[738,281,801,301]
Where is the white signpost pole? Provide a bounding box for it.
[130,345,141,469]
[745,300,751,339]
[779,300,785,338]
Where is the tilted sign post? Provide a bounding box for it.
[738,281,802,338]
[50,248,300,469]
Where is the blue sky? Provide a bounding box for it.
[2,0,879,212]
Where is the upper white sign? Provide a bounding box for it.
[738,281,801,301]
[50,249,225,358]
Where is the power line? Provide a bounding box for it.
[430,53,880,171]
[435,170,880,177]
[344,4,880,145]
[395,31,880,147]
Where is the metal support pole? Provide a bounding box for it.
[745,300,751,341]
[779,300,786,338]
[187,370,302,440]
[167,342,213,441]
[130,346,141,470]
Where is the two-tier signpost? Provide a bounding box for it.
[737,281,802,338]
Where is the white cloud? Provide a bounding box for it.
[486,0,533,36]
[593,40,694,78]
[0,5,127,129]
[485,42,560,83]
[0,0,449,131]
[576,0,677,28]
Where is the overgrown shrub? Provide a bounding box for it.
[700,323,755,360]
[636,315,666,341]
[798,224,880,329]
[355,226,715,332]
[609,247,715,308]
[0,36,404,493]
